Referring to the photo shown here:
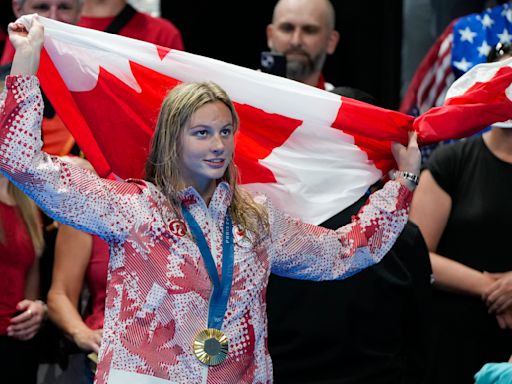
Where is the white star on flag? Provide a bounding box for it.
[480,14,495,28]
[459,26,477,43]
[477,40,492,57]
[453,57,472,72]
[498,28,512,44]
[501,7,512,23]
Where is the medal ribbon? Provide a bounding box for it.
[181,206,234,330]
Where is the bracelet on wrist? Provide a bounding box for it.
[35,299,48,321]
[389,169,419,187]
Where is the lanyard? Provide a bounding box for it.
[181,206,234,330]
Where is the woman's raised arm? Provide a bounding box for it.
[0,16,153,240]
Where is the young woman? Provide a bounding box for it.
[1,18,420,384]
[0,173,46,383]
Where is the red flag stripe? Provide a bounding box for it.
[38,48,113,177]
[400,21,456,114]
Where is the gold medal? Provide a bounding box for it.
[193,328,229,366]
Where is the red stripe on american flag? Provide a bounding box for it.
[400,20,456,114]
[419,44,453,113]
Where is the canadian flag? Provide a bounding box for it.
[33,16,512,224]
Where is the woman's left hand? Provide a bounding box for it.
[391,131,421,177]
[7,299,47,340]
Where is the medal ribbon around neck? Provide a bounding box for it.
[181,205,234,366]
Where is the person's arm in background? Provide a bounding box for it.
[410,170,512,328]
[48,224,102,354]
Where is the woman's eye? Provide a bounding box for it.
[221,128,232,136]
[193,130,208,137]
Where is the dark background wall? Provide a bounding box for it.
[162,0,403,109]
[0,7,14,31]
[0,5,15,57]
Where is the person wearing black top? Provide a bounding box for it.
[410,45,512,384]
[410,132,512,383]
[266,87,433,384]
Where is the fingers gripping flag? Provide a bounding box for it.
[34,16,512,224]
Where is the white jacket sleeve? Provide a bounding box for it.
[266,180,412,280]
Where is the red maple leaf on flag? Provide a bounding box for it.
[39,51,301,183]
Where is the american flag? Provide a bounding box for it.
[401,2,512,116]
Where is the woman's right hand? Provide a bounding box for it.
[72,327,103,354]
[9,15,44,76]
[8,16,44,53]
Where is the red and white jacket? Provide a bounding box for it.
[0,75,412,384]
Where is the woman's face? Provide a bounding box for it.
[179,101,235,193]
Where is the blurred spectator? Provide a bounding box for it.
[266,0,339,90]
[1,0,184,65]
[0,174,46,384]
[79,0,183,49]
[409,45,512,384]
[1,0,83,156]
[48,224,108,384]
[1,0,83,66]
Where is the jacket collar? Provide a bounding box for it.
[177,181,232,222]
